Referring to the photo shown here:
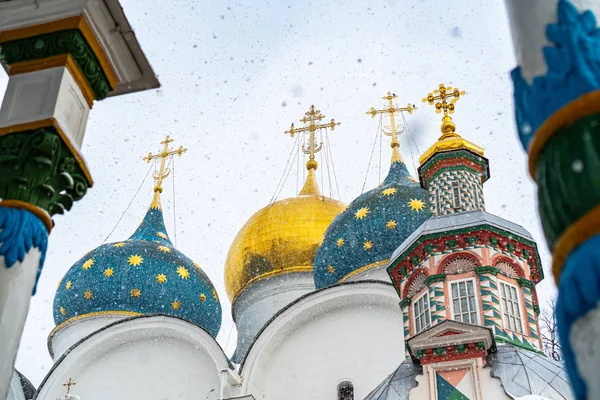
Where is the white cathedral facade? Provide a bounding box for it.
[7,92,575,400]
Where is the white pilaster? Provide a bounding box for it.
[0,248,42,399]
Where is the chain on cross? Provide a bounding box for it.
[284,105,340,170]
[366,92,416,148]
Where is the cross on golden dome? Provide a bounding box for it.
[143,135,187,209]
[284,105,340,171]
[422,83,466,136]
[62,377,76,395]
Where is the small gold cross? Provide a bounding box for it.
[284,105,340,170]
[142,136,187,208]
[422,83,466,135]
[62,377,76,395]
[366,92,416,148]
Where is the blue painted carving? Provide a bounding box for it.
[557,233,600,400]
[512,0,600,151]
[0,206,48,295]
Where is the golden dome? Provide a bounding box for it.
[224,168,346,302]
[419,116,484,164]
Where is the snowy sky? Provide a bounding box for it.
[1,0,556,385]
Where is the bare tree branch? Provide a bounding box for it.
[539,297,562,361]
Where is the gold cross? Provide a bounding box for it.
[284,105,340,170]
[63,377,76,395]
[366,92,416,148]
[143,135,187,193]
[422,83,466,136]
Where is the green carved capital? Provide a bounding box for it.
[399,297,411,309]
[425,273,446,285]
[1,30,111,100]
[475,266,499,276]
[0,128,90,216]
[517,278,535,290]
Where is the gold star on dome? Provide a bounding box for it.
[199,293,207,302]
[82,258,94,270]
[113,242,126,248]
[60,306,66,316]
[156,274,167,284]
[131,288,141,298]
[407,176,417,182]
[382,188,397,196]
[408,199,425,212]
[157,232,168,240]
[213,289,219,301]
[177,266,190,280]
[57,279,62,289]
[193,262,201,270]
[104,268,114,278]
[128,254,143,266]
[84,289,93,300]
[364,240,374,250]
[336,238,345,248]
[355,207,370,220]
[158,245,171,253]
[171,300,181,310]
[66,281,72,290]
[386,220,398,230]
[327,265,336,274]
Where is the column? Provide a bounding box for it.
[0,2,158,397]
[504,1,600,398]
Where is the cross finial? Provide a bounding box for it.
[62,377,76,395]
[422,83,466,137]
[142,135,187,209]
[366,92,416,163]
[284,105,340,171]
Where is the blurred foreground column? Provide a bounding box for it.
[505,1,600,398]
[0,1,158,398]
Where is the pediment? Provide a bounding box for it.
[406,320,494,358]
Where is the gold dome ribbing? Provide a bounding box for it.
[224,169,345,302]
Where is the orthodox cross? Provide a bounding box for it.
[422,83,466,135]
[284,105,340,170]
[366,92,416,148]
[143,135,187,193]
[62,377,76,395]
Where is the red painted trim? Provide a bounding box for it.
[402,268,430,299]
[421,157,485,183]
[390,228,542,289]
[419,349,487,365]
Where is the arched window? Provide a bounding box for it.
[442,256,478,275]
[338,381,354,400]
[496,260,520,279]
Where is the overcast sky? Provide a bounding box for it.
[1,0,554,385]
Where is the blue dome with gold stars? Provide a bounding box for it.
[53,196,222,338]
[314,157,431,288]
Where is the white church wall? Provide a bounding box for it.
[48,313,134,360]
[240,281,404,400]
[344,265,392,283]
[36,315,231,400]
[232,272,315,361]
